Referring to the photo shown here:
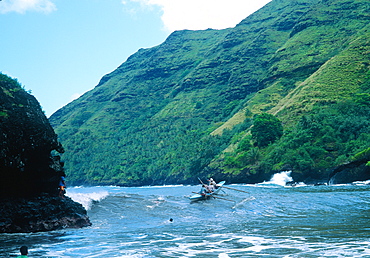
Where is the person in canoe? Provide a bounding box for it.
[208,178,218,189]
[189,179,226,201]
[201,178,217,193]
[201,184,212,194]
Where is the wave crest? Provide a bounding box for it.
[67,187,110,210]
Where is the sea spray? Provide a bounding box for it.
[261,171,293,186]
[66,187,109,210]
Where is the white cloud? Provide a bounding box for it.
[122,0,272,31]
[0,0,56,14]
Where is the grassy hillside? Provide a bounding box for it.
[50,0,370,186]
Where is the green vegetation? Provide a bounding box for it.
[50,0,370,185]
[251,113,283,147]
[0,73,27,120]
[0,73,23,93]
[265,102,369,176]
[352,147,370,162]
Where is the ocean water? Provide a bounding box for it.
[1,172,370,257]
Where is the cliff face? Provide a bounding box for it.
[0,73,64,198]
[0,73,91,232]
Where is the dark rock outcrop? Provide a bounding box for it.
[0,73,91,232]
[0,73,64,198]
[0,194,91,233]
[328,159,370,184]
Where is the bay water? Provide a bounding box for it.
[1,172,370,257]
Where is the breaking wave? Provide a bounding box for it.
[260,171,293,186]
[66,186,110,210]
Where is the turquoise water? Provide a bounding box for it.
[1,172,370,257]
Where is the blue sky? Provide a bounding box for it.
[0,0,271,117]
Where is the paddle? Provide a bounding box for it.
[198,177,206,186]
[221,185,250,194]
[198,178,214,193]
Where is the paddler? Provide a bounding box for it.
[202,183,213,193]
[208,178,218,189]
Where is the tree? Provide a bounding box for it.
[251,113,283,147]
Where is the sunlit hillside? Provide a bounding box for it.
[50,0,370,186]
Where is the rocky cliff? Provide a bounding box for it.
[0,73,91,232]
[0,194,90,233]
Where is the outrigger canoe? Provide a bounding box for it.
[189,181,226,202]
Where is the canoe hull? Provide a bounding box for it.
[189,181,225,202]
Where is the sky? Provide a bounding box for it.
[0,0,271,117]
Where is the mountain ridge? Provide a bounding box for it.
[50,0,370,186]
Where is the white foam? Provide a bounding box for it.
[66,187,109,210]
[353,179,370,185]
[260,171,293,186]
[138,184,184,188]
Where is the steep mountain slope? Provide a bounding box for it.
[50,0,370,186]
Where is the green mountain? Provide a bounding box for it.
[50,0,370,186]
